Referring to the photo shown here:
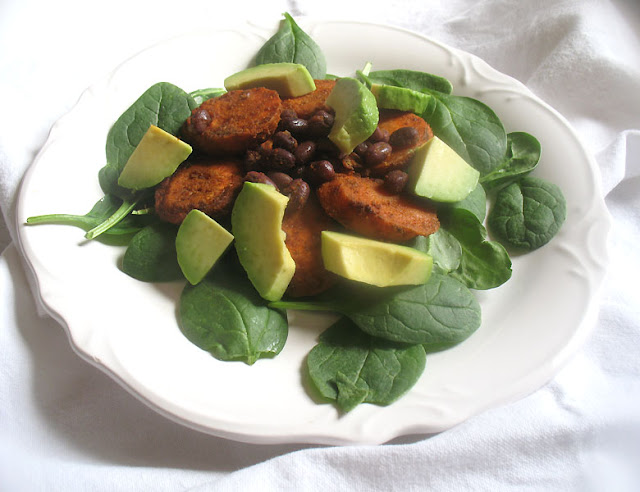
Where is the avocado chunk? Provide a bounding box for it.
[325,77,379,154]
[118,125,192,191]
[407,136,480,203]
[224,63,316,98]
[231,182,296,301]
[175,209,234,285]
[370,83,432,114]
[321,231,433,287]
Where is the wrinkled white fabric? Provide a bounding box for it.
[1,0,639,490]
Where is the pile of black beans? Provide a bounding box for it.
[242,107,420,213]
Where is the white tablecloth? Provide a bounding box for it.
[1,0,639,490]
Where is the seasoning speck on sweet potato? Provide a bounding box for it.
[155,158,245,224]
[181,88,282,156]
[316,174,439,242]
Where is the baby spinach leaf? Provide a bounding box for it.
[99,82,198,199]
[368,69,453,95]
[121,222,183,282]
[345,274,481,349]
[405,230,462,274]
[273,274,482,350]
[190,87,226,105]
[442,209,512,290]
[488,176,566,251]
[420,92,507,176]
[447,182,487,223]
[255,13,326,79]
[307,317,426,412]
[480,132,541,191]
[26,194,149,237]
[179,273,288,365]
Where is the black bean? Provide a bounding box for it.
[268,148,296,171]
[309,160,335,185]
[267,171,293,191]
[281,117,309,136]
[294,140,317,165]
[191,108,211,133]
[272,130,298,152]
[315,137,340,156]
[384,170,409,194]
[369,126,390,143]
[280,108,297,120]
[283,179,310,214]
[389,126,420,148]
[354,141,371,157]
[244,171,276,188]
[308,110,335,137]
[364,142,392,166]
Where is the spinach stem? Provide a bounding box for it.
[84,197,140,240]
[26,214,86,226]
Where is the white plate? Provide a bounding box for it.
[15,19,610,445]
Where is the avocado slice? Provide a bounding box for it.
[224,62,316,98]
[231,182,295,301]
[325,77,379,154]
[118,125,192,191]
[407,136,480,203]
[321,231,433,287]
[370,83,432,114]
[176,209,234,285]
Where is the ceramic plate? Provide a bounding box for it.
[15,19,610,445]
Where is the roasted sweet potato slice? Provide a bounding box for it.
[316,174,439,242]
[155,158,245,224]
[281,79,336,118]
[282,194,337,297]
[368,109,433,176]
[181,88,282,155]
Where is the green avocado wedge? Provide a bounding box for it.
[325,77,379,154]
[231,182,295,302]
[224,62,316,98]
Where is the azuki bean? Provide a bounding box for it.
[294,141,316,165]
[269,148,296,171]
[389,127,420,148]
[283,179,310,213]
[364,142,392,166]
[272,131,297,152]
[267,171,293,191]
[384,170,409,194]
[244,171,277,188]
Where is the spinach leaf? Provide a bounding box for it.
[368,69,453,95]
[405,230,462,275]
[420,92,507,176]
[448,182,487,223]
[487,176,566,251]
[272,273,481,350]
[480,132,541,191]
[442,208,512,290]
[99,82,198,199]
[255,13,326,79]
[121,222,183,282]
[179,273,288,365]
[190,87,226,105]
[26,194,149,237]
[307,317,426,412]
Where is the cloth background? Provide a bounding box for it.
[1,0,639,490]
